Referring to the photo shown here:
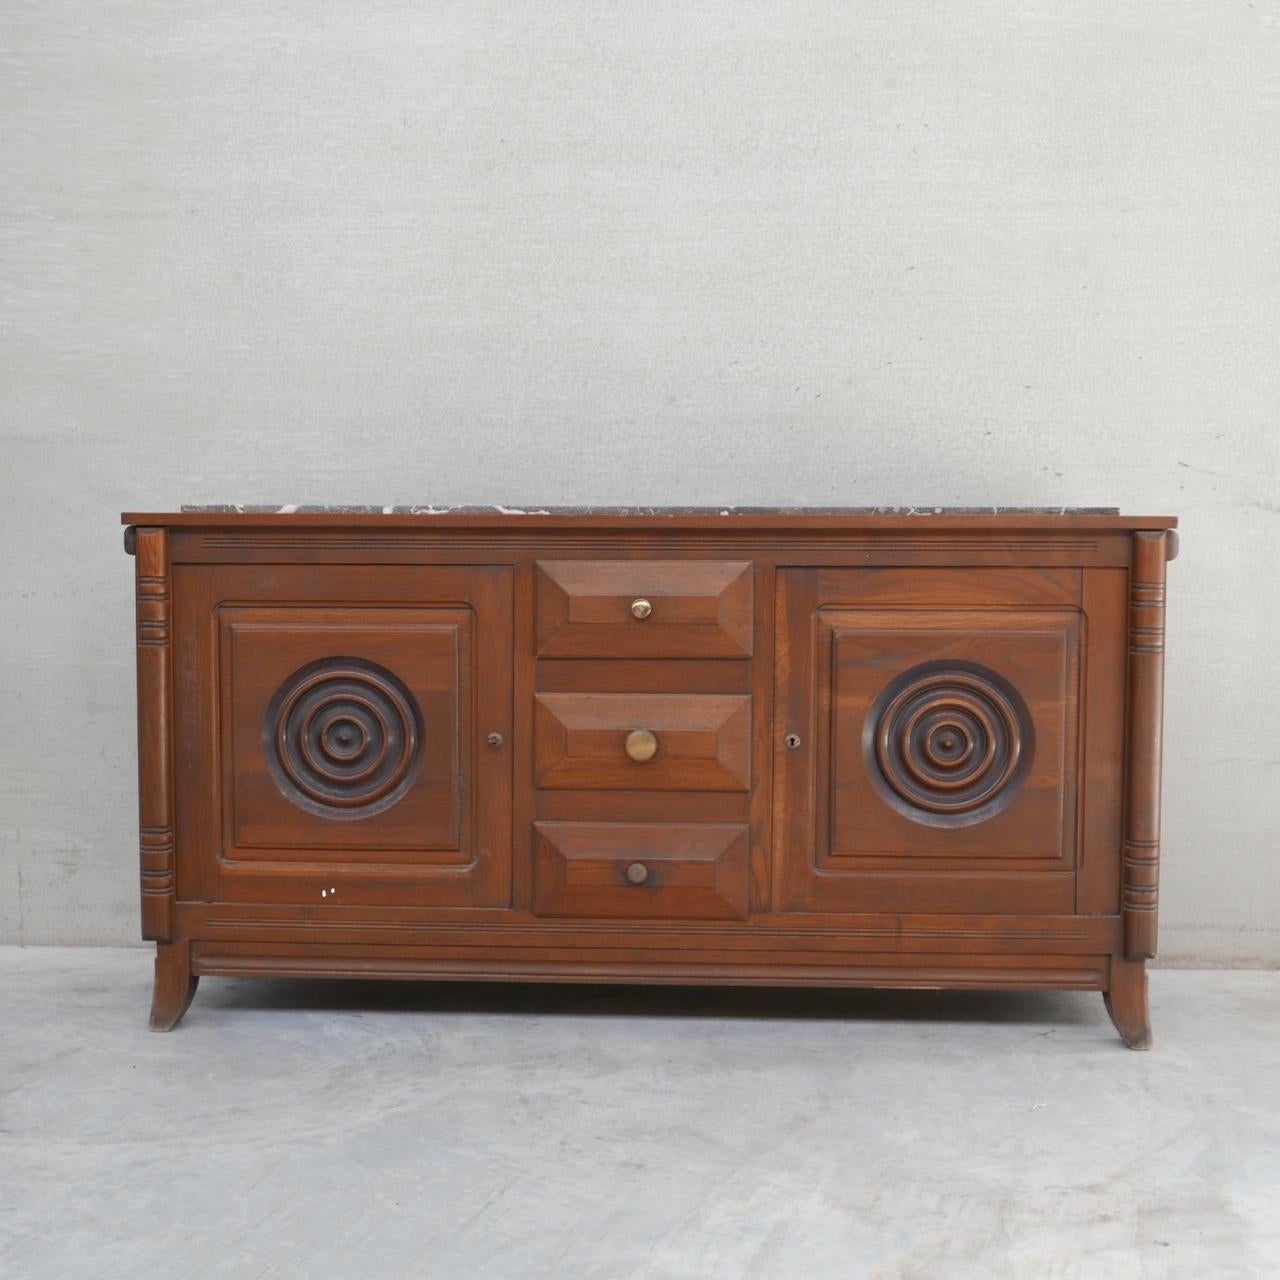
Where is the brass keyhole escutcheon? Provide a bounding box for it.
[625,862,650,885]
[625,729,659,763]
[785,733,802,749]
[630,598,653,620]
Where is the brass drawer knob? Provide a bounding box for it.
[625,861,650,885]
[624,729,659,763]
[630,597,653,620]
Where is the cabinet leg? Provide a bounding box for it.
[150,940,199,1031]
[1104,958,1151,1050]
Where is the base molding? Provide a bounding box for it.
[156,940,1149,1043]
[190,942,1108,991]
[181,905,1122,955]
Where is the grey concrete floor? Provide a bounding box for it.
[1,948,1277,1280]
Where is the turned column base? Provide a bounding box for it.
[150,940,199,1032]
[1104,957,1151,1050]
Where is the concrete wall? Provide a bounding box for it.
[2,2,1277,960]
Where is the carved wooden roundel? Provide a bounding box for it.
[865,661,1032,827]
[265,658,422,818]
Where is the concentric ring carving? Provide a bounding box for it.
[265,657,421,818]
[864,661,1032,827]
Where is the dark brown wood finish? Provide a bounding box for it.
[534,692,752,791]
[1105,956,1152,1050]
[535,559,753,657]
[533,821,750,920]
[131,528,176,942]
[149,939,198,1031]
[772,580,1085,917]
[123,510,1175,1046]
[1123,530,1172,961]
[171,565,514,909]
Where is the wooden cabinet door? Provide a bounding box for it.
[773,568,1121,915]
[173,565,513,908]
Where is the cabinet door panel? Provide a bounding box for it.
[222,608,469,854]
[174,565,513,908]
[774,569,1082,914]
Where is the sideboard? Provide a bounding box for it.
[123,507,1176,1046]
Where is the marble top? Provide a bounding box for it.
[182,504,1121,516]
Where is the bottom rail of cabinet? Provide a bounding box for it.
[188,943,1109,990]
[149,942,1151,1046]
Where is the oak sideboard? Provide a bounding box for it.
[123,506,1176,1046]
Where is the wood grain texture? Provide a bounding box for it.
[132,527,175,942]
[772,575,1082,915]
[182,904,1120,953]
[1076,570,1127,914]
[1123,532,1169,960]
[149,940,197,1031]
[533,821,750,920]
[1105,957,1151,1050]
[534,692,752,791]
[123,510,1174,1043]
[172,565,514,909]
[190,942,1109,992]
[535,559,753,657]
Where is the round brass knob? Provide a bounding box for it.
[624,729,659,763]
[625,862,650,885]
[630,598,653,620]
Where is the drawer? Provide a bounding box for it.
[534,692,751,790]
[533,821,750,919]
[535,560,753,658]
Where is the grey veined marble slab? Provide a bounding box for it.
[182,504,1122,515]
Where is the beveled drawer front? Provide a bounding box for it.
[535,560,753,658]
[534,692,751,790]
[533,821,750,919]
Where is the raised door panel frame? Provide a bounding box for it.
[773,567,1099,915]
[173,564,513,909]
[817,611,1080,867]
[219,607,471,856]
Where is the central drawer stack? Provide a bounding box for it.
[530,560,756,921]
